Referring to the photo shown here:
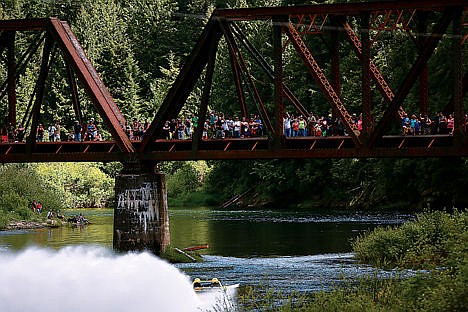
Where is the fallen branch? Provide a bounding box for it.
[174,248,197,262]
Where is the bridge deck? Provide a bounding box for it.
[0,135,464,163]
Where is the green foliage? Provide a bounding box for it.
[164,161,210,198]
[352,210,467,269]
[0,1,467,212]
[234,211,467,311]
[35,163,114,208]
[204,157,468,210]
[0,164,65,228]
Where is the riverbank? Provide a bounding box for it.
[4,219,67,230]
[235,210,468,311]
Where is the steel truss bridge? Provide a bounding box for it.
[0,0,467,163]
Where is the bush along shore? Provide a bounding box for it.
[0,163,115,230]
[236,210,468,312]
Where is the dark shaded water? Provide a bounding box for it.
[170,208,413,257]
[0,207,414,293]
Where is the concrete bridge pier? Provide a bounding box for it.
[113,162,170,254]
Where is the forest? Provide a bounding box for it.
[0,0,467,212]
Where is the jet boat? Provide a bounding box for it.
[192,278,239,293]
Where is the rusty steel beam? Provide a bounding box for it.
[140,20,223,152]
[369,9,457,146]
[417,11,429,115]
[343,22,399,114]
[1,135,465,163]
[6,31,17,126]
[26,33,53,150]
[273,16,285,148]
[445,72,468,115]
[0,33,45,103]
[285,23,361,146]
[230,23,309,117]
[213,1,466,20]
[221,20,248,118]
[192,35,219,154]
[0,19,49,31]
[452,9,464,137]
[49,18,133,153]
[220,20,274,135]
[66,63,83,126]
[330,17,341,98]
[360,13,372,138]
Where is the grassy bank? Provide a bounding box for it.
[234,210,467,311]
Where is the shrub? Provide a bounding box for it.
[352,210,467,269]
[35,163,114,207]
[0,164,65,226]
[166,163,202,198]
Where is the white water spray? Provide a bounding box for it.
[0,246,204,312]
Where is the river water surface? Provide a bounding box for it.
[0,207,413,295]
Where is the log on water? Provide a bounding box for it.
[183,244,209,251]
[174,248,197,262]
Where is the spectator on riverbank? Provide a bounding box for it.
[31,200,37,213]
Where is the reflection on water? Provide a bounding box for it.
[0,207,414,295]
[170,207,413,257]
[0,209,113,251]
[0,207,412,257]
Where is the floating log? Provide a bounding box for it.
[183,244,209,251]
[174,248,197,262]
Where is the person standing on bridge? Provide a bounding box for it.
[283,113,291,137]
[36,124,44,142]
[54,121,61,141]
[73,121,82,142]
[7,123,15,142]
[1,126,7,143]
[162,121,170,140]
[15,124,25,142]
[48,123,56,142]
[233,117,241,138]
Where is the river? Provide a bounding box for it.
[0,207,413,296]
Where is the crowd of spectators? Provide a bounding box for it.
[122,118,150,141]
[400,112,466,135]
[161,112,265,140]
[0,119,104,143]
[1,111,466,143]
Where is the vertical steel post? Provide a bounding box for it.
[6,31,17,127]
[452,8,464,137]
[417,12,429,115]
[193,36,218,154]
[331,17,341,99]
[361,13,372,138]
[27,34,53,147]
[66,63,83,126]
[331,16,342,126]
[273,16,285,148]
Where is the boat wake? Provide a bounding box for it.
[0,246,206,312]
[196,284,239,312]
